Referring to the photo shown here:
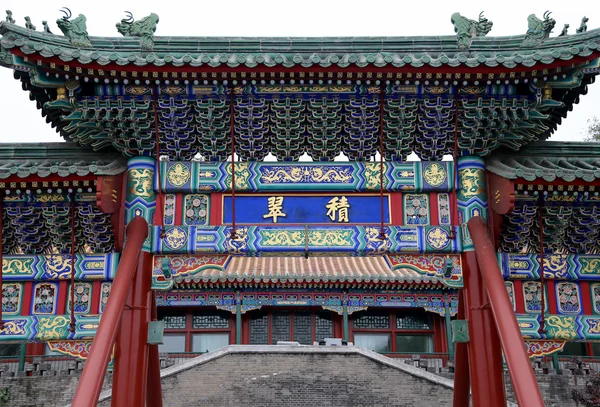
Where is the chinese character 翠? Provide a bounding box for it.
[325,196,350,223]
[263,196,286,223]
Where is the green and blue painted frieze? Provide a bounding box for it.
[158,161,454,193]
[499,253,600,280]
[1,254,119,281]
[152,225,462,255]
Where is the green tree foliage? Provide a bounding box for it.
[584,116,600,142]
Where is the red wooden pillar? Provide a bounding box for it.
[452,291,470,407]
[111,251,153,407]
[462,250,506,407]
[147,292,163,407]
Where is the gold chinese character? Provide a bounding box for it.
[325,196,350,223]
[263,196,286,223]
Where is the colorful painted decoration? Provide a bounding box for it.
[0,314,99,340]
[404,194,429,225]
[183,194,209,226]
[457,157,487,251]
[556,282,581,314]
[1,283,22,315]
[99,282,111,313]
[524,340,565,358]
[1,254,119,281]
[593,283,600,314]
[71,283,92,314]
[32,283,57,315]
[47,340,92,360]
[164,194,176,226]
[437,193,451,225]
[517,314,600,341]
[505,281,515,311]
[498,253,600,280]
[159,161,454,193]
[152,225,461,255]
[523,282,544,313]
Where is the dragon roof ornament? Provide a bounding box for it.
[521,11,556,47]
[116,12,159,50]
[451,11,493,49]
[56,8,92,48]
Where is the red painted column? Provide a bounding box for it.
[146,292,163,407]
[111,251,153,407]
[468,216,544,407]
[72,217,148,407]
[452,291,469,407]
[462,250,507,407]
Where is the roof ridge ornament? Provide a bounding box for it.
[56,8,92,48]
[116,12,159,51]
[576,16,589,34]
[5,10,15,24]
[24,16,36,31]
[520,11,556,48]
[559,24,569,37]
[451,11,493,49]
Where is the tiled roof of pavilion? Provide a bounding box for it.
[1,12,600,161]
[0,143,127,179]
[1,22,600,69]
[486,141,600,182]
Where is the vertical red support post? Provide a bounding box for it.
[72,217,148,407]
[146,292,163,407]
[462,249,507,407]
[111,251,153,407]
[468,216,545,407]
[452,291,470,407]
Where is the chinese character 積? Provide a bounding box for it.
[263,196,286,223]
[325,196,350,223]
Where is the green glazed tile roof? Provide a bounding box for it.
[486,141,600,182]
[0,143,127,179]
[1,21,600,69]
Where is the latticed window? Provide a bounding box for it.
[249,312,269,344]
[396,315,431,330]
[315,312,334,341]
[192,311,230,329]
[353,312,389,329]
[161,314,187,329]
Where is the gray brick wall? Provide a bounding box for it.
[0,373,111,407]
[0,350,596,407]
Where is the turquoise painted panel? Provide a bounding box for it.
[158,161,454,193]
[498,253,600,281]
[0,314,100,341]
[152,225,461,255]
[1,254,119,281]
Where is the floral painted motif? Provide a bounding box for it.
[164,194,176,226]
[33,283,57,315]
[593,284,600,314]
[505,281,515,311]
[100,282,111,313]
[71,283,92,314]
[556,282,580,314]
[2,283,21,314]
[404,194,429,225]
[437,193,451,225]
[184,194,209,226]
[523,281,544,313]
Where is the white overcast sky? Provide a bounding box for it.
[0,0,598,144]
